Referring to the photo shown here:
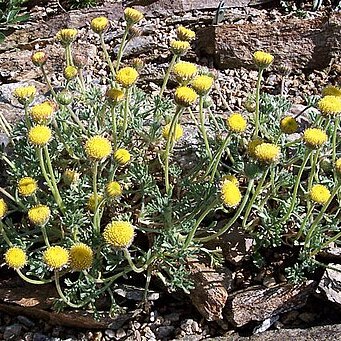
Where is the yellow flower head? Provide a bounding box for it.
[310,184,331,205]
[106,181,122,198]
[64,66,78,81]
[173,61,197,84]
[106,88,125,104]
[18,177,38,196]
[254,143,280,163]
[221,180,242,208]
[0,199,8,219]
[176,26,195,42]
[85,136,112,161]
[43,246,69,270]
[247,138,264,158]
[191,75,214,96]
[318,96,341,116]
[31,51,47,67]
[116,67,139,88]
[30,101,54,123]
[253,50,274,69]
[162,123,183,142]
[56,28,78,46]
[322,85,341,97]
[221,174,239,187]
[14,86,36,105]
[226,113,247,133]
[5,247,27,269]
[91,16,109,34]
[62,169,80,186]
[103,221,135,248]
[303,128,327,149]
[114,148,131,165]
[87,193,103,212]
[69,243,93,271]
[28,204,51,226]
[28,125,52,146]
[170,40,190,56]
[335,158,341,176]
[124,7,144,25]
[174,86,198,107]
[280,116,299,134]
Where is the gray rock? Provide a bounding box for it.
[3,324,22,340]
[104,329,116,339]
[155,326,175,339]
[120,36,157,58]
[116,328,127,339]
[32,333,48,341]
[17,316,35,328]
[317,263,341,305]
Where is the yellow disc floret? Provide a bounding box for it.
[91,16,109,34]
[221,180,242,208]
[18,177,38,196]
[247,138,263,158]
[336,158,341,175]
[226,113,247,133]
[43,246,69,270]
[5,247,27,269]
[322,85,341,97]
[254,143,280,163]
[191,75,214,96]
[162,123,183,142]
[318,95,341,116]
[170,40,190,56]
[28,205,51,226]
[303,128,328,149]
[253,50,274,69]
[56,28,77,46]
[106,88,125,104]
[309,184,331,205]
[124,7,144,25]
[69,243,93,271]
[173,61,197,84]
[176,26,195,42]
[280,116,299,134]
[64,66,78,81]
[114,148,131,165]
[30,101,54,123]
[221,174,239,187]
[87,193,103,212]
[116,67,139,88]
[103,221,135,248]
[28,125,52,146]
[85,136,112,161]
[174,86,198,107]
[31,51,47,66]
[106,181,122,198]
[0,199,8,219]
[14,85,36,105]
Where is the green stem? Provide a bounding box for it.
[0,221,13,246]
[242,170,269,228]
[92,161,99,232]
[118,88,130,141]
[100,33,116,81]
[254,68,264,137]
[0,187,25,210]
[43,146,65,213]
[164,106,183,194]
[295,203,315,241]
[40,65,56,98]
[115,27,130,73]
[182,199,218,249]
[199,96,212,160]
[17,270,52,285]
[111,106,117,150]
[66,106,87,135]
[24,105,31,129]
[41,224,50,247]
[65,44,73,66]
[123,248,145,273]
[332,115,340,164]
[197,179,255,243]
[0,114,11,138]
[159,54,177,97]
[281,149,311,223]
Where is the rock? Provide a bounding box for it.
[155,326,175,339]
[104,329,116,339]
[118,36,157,58]
[116,328,127,339]
[114,285,160,301]
[317,263,341,306]
[189,258,233,321]
[225,281,316,327]
[3,324,22,340]
[220,226,255,266]
[17,316,35,328]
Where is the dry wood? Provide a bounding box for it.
[197,13,341,70]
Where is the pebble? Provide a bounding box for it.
[155,325,176,338]
[17,316,35,328]
[116,328,127,339]
[104,329,115,339]
[3,324,22,340]
[32,332,48,341]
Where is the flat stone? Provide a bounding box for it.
[317,263,341,306]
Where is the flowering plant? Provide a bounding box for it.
[1,7,341,314]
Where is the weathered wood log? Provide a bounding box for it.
[224,281,316,327]
[197,12,341,70]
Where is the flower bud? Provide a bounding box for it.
[31,51,48,67]
[57,90,73,106]
[64,66,78,81]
